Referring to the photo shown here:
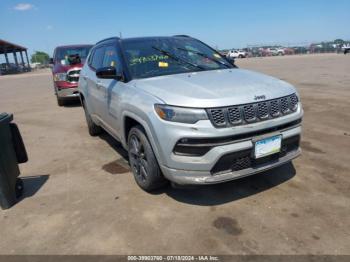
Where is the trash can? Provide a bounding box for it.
[0,113,28,209]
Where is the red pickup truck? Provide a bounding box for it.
[51,45,92,106]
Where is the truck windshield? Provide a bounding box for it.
[121,38,233,79]
[55,46,92,64]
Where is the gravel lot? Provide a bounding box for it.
[0,54,349,255]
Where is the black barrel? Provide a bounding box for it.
[0,113,28,209]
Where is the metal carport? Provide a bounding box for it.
[0,39,31,75]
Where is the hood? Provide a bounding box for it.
[132,69,296,108]
[53,59,85,73]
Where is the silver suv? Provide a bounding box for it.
[78,36,303,191]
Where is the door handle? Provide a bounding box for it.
[96,81,102,89]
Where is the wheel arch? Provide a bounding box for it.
[122,112,164,166]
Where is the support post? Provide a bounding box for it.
[4,48,9,65]
[13,51,19,68]
[25,50,31,71]
[20,51,25,68]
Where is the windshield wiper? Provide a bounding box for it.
[177,47,231,68]
[151,46,205,71]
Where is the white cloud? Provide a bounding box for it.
[46,25,53,30]
[14,3,34,11]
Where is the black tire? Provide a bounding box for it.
[128,125,167,191]
[82,99,102,136]
[238,55,243,58]
[15,178,24,199]
[57,96,65,106]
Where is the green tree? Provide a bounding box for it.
[31,51,50,64]
[334,39,345,45]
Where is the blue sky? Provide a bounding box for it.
[0,0,349,57]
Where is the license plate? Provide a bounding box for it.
[254,135,282,159]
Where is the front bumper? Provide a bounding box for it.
[161,148,300,185]
[151,106,303,185]
[56,86,79,99]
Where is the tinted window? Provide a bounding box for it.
[102,45,120,70]
[54,46,92,63]
[90,46,105,70]
[121,37,232,79]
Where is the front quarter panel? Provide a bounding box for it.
[118,83,167,164]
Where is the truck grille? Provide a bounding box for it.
[66,68,81,83]
[207,94,299,128]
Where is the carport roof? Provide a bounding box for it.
[0,39,27,54]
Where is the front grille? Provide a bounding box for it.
[232,156,251,171]
[207,94,299,128]
[210,109,226,126]
[66,68,81,83]
[210,135,300,175]
[243,105,256,122]
[228,107,241,124]
[257,102,269,119]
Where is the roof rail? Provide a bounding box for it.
[173,35,191,38]
[95,37,120,45]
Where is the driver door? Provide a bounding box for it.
[95,44,124,139]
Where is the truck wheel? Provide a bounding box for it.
[82,99,102,136]
[128,125,167,191]
[57,96,65,106]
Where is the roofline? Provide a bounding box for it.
[95,37,120,45]
[0,39,27,50]
[54,44,93,49]
[94,35,194,45]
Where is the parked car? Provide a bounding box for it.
[0,63,20,75]
[342,44,350,54]
[267,48,285,56]
[51,44,92,106]
[227,50,247,58]
[79,35,303,191]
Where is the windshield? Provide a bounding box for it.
[55,46,92,64]
[121,38,233,79]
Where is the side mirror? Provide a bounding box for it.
[49,58,54,65]
[96,66,123,80]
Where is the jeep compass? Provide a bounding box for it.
[78,36,303,191]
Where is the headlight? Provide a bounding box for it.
[53,73,67,81]
[154,104,208,124]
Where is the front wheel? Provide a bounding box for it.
[128,126,167,191]
[57,96,65,106]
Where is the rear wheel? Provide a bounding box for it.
[128,126,167,191]
[82,99,102,136]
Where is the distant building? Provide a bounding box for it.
[0,39,31,75]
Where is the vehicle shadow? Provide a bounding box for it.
[98,131,296,205]
[18,174,49,200]
[159,163,296,206]
[98,131,129,160]
[63,99,81,108]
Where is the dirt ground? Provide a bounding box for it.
[0,54,349,255]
